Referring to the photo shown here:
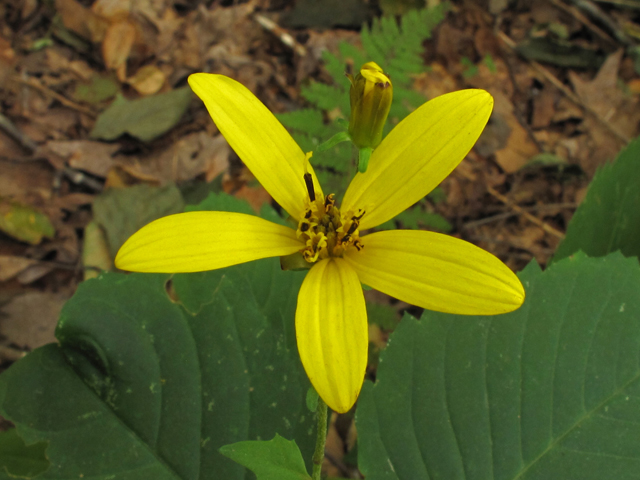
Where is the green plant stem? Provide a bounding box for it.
[311,397,328,480]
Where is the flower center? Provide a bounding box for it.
[296,188,364,263]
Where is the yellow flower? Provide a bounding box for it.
[115,74,525,414]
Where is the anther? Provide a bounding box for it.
[303,173,315,202]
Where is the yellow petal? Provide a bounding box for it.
[342,90,493,230]
[188,73,322,220]
[344,230,524,315]
[115,212,302,273]
[296,258,368,413]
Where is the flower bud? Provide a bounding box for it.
[347,62,393,150]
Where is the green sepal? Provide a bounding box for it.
[358,148,373,173]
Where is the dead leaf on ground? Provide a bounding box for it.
[102,20,137,80]
[413,63,458,99]
[0,256,39,282]
[568,49,640,174]
[0,161,53,199]
[127,64,166,95]
[233,184,272,213]
[117,132,229,184]
[55,0,110,43]
[83,220,113,280]
[91,0,131,21]
[0,35,16,87]
[45,139,119,177]
[481,88,539,172]
[0,292,68,349]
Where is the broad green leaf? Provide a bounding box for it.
[357,252,640,480]
[0,429,49,478]
[0,261,314,479]
[93,184,184,259]
[220,435,311,480]
[554,136,640,262]
[90,87,192,141]
[0,193,315,479]
[0,199,55,245]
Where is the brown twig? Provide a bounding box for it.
[0,345,27,362]
[546,0,618,46]
[593,0,640,8]
[496,30,631,144]
[572,0,634,44]
[485,185,566,239]
[12,76,98,117]
[455,163,567,239]
[253,14,307,57]
[463,203,578,230]
[0,113,38,153]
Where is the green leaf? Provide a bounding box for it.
[0,259,314,479]
[220,435,311,480]
[0,193,315,479]
[0,199,55,245]
[554,136,640,262]
[366,302,398,330]
[93,184,185,259]
[357,252,640,480]
[0,429,49,478]
[72,74,119,104]
[90,87,192,142]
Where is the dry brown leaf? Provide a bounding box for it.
[16,264,55,285]
[102,20,137,76]
[55,0,110,43]
[0,35,16,87]
[91,0,131,21]
[0,292,68,349]
[568,50,640,174]
[45,139,119,177]
[531,88,557,129]
[233,184,272,213]
[0,161,53,199]
[570,50,623,119]
[21,0,39,19]
[113,132,229,184]
[127,64,166,95]
[0,256,38,282]
[628,78,640,95]
[413,63,458,99]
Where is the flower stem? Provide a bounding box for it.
[312,397,328,480]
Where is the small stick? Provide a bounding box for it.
[486,186,566,239]
[463,203,578,230]
[13,76,98,117]
[572,0,634,45]
[455,163,566,239]
[593,0,640,8]
[0,113,38,152]
[0,345,27,362]
[546,0,617,46]
[253,14,307,57]
[496,30,630,144]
